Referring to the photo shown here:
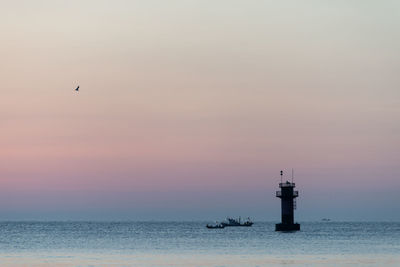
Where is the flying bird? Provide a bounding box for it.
[75,85,79,91]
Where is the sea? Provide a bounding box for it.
[0,221,399,266]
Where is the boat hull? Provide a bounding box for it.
[221,222,253,227]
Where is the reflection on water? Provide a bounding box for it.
[0,222,399,266]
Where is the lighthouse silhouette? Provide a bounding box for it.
[275,170,300,231]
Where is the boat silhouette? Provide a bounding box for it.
[221,217,253,227]
[206,217,253,229]
[206,222,225,229]
[206,223,225,229]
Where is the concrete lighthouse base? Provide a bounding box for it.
[275,223,300,231]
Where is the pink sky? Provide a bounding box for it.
[1,0,399,220]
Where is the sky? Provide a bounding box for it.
[0,0,399,221]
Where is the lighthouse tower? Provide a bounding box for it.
[275,170,300,231]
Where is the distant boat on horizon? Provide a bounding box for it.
[206,217,253,229]
[206,223,225,229]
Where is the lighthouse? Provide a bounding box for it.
[275,170,300,231]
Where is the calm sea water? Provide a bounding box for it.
[0,222,399,266]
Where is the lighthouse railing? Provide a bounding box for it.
[276,191,298,197]
[279,182,295,188]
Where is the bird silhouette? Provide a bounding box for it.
[75,86,79,91]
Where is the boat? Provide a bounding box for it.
[220,217,253,227]
[206,222,225,229]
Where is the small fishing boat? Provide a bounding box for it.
[206,222,225,229]
[220,217,253,227]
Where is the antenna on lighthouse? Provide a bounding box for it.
[292,168,294,183]
[280,170,283,184]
